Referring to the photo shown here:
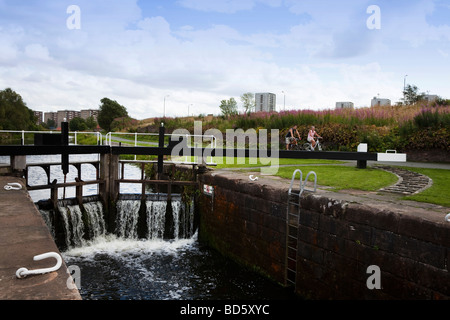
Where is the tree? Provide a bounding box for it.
[403,84,425,105]
[69,117,87,131]
[219,98,238,117]
[241,92,255,113]
[45,118,56,129]
[97,98,128,132]
[0,88,36,130]
[85,116,98,131]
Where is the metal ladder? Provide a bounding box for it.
[285,169,317,287]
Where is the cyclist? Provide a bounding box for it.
[307,126,322,149]
[285,125,301,150]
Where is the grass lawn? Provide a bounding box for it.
[401,167,450,208]
[214,157,344,169]
[272,165,398,192]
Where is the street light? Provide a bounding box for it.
[282,91,286,111]
[403,75,408,102]
[163,95,170,118]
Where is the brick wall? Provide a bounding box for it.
[198,171,450,299]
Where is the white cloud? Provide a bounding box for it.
[177,0,284,13]
[24,44,52,61]
[177,0,256,13]
[0,0,449,121]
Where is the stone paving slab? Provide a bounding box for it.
[0,176,81,300]
[376,166,433,195]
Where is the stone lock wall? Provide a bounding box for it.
[197,171,450,300]
[198,172,289,285]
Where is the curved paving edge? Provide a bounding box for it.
[376,166,433,195]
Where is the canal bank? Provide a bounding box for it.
[197,168,450,299]
[0,176,81,300]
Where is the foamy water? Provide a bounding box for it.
[63,232,198,259]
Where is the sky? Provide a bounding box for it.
[0,0,449,120]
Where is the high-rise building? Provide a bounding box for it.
[57,110,81,127]
[255,93,276,112]
[33,111,43,125]
[42,109,99,128]
[80,109,99,120]
[43,112,57,125]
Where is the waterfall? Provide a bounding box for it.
[39,209,55,238]
[52,196,196,250]
[179,201,195,239]
[116,200,141,239]
[83,201,106,239]
[145,199,194,240]
[58,204,85,249]
[171,201,181,239]
[146,200,167,240]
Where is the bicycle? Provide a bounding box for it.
[288,138,303,150]
[303,137,324,151]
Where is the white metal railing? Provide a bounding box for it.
[0,130,216,165]
[0,130,103,146]
[104,131,216,164]
[71,131,103,145]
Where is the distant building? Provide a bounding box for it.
[335,102,354,109]
[43,109,99,128]
[33,111,43,125]
[423,94,438,103]
[44,112,57,126]
[371,97,391,107]
[80,109,99,120]
[255,93,276,112]
[57,110,80,127]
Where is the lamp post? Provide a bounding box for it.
[282,91,286,111]
[163,95,170,118]
[403,75,408,102]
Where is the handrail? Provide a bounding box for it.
[288,169,303,195]
[288,169,317,197]
[0,130,103,146]
[303,171,317,193]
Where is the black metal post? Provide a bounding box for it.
[158,123,165,175]
[357,160,367,169]
[61,121,69,175]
